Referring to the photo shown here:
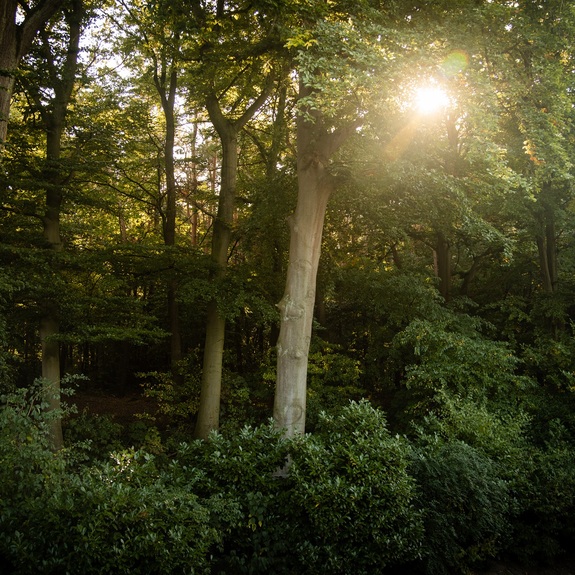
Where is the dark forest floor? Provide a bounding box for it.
[70,389,158,425]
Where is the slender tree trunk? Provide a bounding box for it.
[536,234,554,294]
[435,231,451,302]
[536,200,558,295]
[36,0,82,450]
[154,66,182,372]
[165,126,182,371]
[194,80,274,439]
[535,198,562,338]
[0,41,16,146]
[40,314,63,448]
[41,142,65,450]
[194,124,237,439]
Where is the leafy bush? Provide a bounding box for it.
[174,422,296,574]
[0,384,240,575]
[410,436,511,575]
[175,402,424,575]
[63,410,124,461]
[287,401,423,575]
[306,339,365,430]
[0,382,68,573]
[4,383,574,575]
[509,418,575,562]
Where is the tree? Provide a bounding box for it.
[191,0,281,438]
[274,7,396,436]
[0,0,66,147]
[113,0,190,374]
[13,0,84,449]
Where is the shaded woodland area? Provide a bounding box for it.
[2,0,575,573]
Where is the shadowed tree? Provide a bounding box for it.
[0,0,66,147]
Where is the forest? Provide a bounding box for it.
[2,0,575,573]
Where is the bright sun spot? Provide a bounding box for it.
[414,85,450,115]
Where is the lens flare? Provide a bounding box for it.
[414,85,450,115]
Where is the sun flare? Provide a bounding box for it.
[413,85,450,115]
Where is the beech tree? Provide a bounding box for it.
[273,0,525,435]
[274,6,397,436]
[191,0,281,439]
[10,0,85,449]
[112,0,190,373]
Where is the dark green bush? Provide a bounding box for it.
[0,384,241,575]
[305,339,365,431]
[509,418,575,562]
[174,422,297,575]
[175,402,424,575]
[410,436,511,575]
[5,382,575,575]
[63,410,124,461]
[287,401,424,575]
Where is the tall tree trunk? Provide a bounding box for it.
[0,0,66,147]
[194,81,273,439]
[194,116,237,439]
[535,196,562,338]
[154,65,182,372]
[36,0,82,450]
[274,158,332,436]
[273,81,353,437]
[536,200,557,295]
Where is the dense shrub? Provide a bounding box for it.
[287,401,423,575]
[509,418,575,562]
[3,385,575,575]
[150,402,424,575]
[410,437,511,575]
[0,385,240,575]
[173,421,296,574]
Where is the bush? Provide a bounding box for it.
[175,402,424,575]
[174,422,296,575]
[287,401,423,575]
[410,436,511,575]
[0,384,240,575]
[509,418,575,562]
[63,410,124,461]
[305,339,365,431]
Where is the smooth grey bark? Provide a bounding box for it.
[193,107,237,439]
[273,81,354,437]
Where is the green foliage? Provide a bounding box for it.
[287,401,423,575]
[410,437,511,575]
[306,338,364,430]
[0,385,239,574]
[389,311,534,427]
[3,388,575,574]
[176,403,423,575]
[63,410,124,462]
[140,367,201,424]
[174,423,295,574]
[509,417,575,562]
